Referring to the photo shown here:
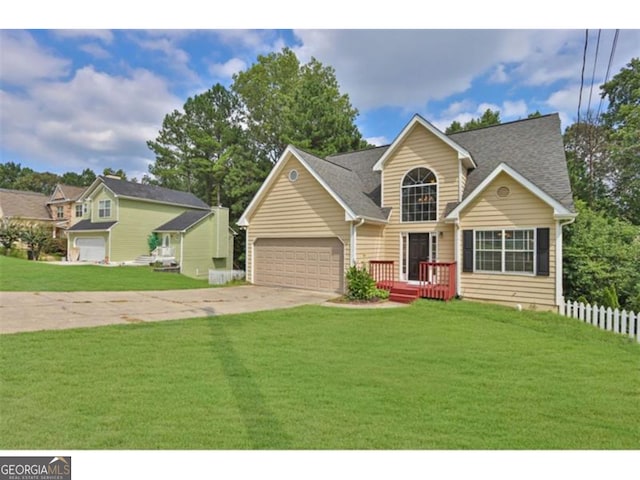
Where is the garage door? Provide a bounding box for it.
[254,238,344,292]
[76,237,105,262]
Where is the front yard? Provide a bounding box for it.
[1,300,638,449]
[0,255,211,291]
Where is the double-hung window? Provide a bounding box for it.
[56,206,64,219]
[475,229,534,274]
[75,204,83,218]
[98,200,111,218]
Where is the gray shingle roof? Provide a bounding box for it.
[68,220,117,231]
[289,113,573,219]
[99,176,210,210]
[292,147,389,221]
[154,210,212,232]
[0,189,52,221]
[449,114,574,211]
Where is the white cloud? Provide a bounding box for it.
[133,35,199,83]
[0,30,70,85]
[53,29,114,43]
[365,136,389,146]
[431,98,530,131]
[502,100,528,118]
[545,84,581,127]
[489,64,508,83]
[213,29,281,52]
[209,58,247,79]
[291,30,585,111]
[477,102,501,114]
[79,43,111,59]
[0,66,182,175]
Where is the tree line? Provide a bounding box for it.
[0,165,129,195]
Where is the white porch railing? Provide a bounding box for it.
[152,246,175,258]
[560,299,639,343]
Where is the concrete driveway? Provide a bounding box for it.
[0,286,336,334]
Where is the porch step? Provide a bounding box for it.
[387,283,420,304]
[133,255,154,265]
[389,292,418,304]
[390,286,420,297]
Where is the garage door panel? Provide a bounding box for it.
[254,237,343,293]
[76,237,105,262]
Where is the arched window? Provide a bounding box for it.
[402,168,437,222]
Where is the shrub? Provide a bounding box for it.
[148,233,161,253]
[20,224,50,261]
[45,237,67,256]
[345,265,377,301]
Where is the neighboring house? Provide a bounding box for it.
[47,184,88,238]
[67,175,233,278]
[0,188,54,231]
[238,113,576,311]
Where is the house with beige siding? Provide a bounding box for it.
[238,113,576,311]
[67,175,233,279]
[47,184,88,238]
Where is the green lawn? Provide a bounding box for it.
[1,300,638,449]
[0,255,210,291]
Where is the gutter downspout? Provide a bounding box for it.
[556,216,577,312]
[180,232,185,274]
[350,218,366,265]
[453,220,461,297]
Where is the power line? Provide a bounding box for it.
[586,29,601,116]
[596,29,620,120]
[577,29,589,125]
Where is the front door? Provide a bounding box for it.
[408,233,430,281]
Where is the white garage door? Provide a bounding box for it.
[76,237,105,262]
[254,237,344,293]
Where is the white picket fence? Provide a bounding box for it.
[560,300,639,343]
[208,269,245,285]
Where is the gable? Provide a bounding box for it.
[458,171,554,226]
[247,154,349,229]
[446,163,575,221]
[380,123,464,221]
[373,114,474,171]
[50,185,65,201]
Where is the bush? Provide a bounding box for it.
[45,237,67,256]
[345,265,377,301]
[148,233,161,253]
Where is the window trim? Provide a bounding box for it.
[473,227,536,276]
[98,199,111,218]
[75,204,83,218]
[400,166,439,223]
[56,206,64,219]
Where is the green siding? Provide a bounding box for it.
[90,187,117,222]
[211,207,229,258]
[110,198,199,262]
[181,216,215,278]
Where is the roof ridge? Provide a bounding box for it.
[0,188,47,196]
[294,147,354,173]
[447,113,557,135]
[326,144,390,158]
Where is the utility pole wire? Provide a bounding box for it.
[577,29,589,125]
[596,29,620,121]
[587,29,601,116]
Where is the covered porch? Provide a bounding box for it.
[369,260,457,303]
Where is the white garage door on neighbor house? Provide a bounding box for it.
[75,237,105,262]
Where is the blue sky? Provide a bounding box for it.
[2,11,639,181]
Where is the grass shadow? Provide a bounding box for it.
[209,320,292,449]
